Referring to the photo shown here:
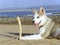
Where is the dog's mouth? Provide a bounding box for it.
[34,23,39,28]
[33,21,41,28]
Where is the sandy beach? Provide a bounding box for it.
[0,24,60,45]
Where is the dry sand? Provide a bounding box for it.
[0,24,60,45]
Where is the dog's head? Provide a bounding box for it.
[32,7,45,27]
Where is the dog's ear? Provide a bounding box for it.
[39,7,45,15]
[32,9,37,13]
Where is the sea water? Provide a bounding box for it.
[0,9,60,18]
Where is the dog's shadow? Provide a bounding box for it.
[0,32,60,40]
[0,32,34,39]
[0,33,16,39]
[8,32,34,36]
[0,32,54,39]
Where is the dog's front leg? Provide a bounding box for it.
[39,27,46,39]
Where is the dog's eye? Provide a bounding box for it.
[37,16,39,18]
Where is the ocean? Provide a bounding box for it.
[0,9,60,18]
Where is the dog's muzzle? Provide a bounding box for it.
[32,20,42,28]
[32,21,41,28]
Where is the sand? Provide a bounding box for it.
[0,24,60,45]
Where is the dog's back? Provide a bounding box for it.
[41,18,55,38]
[42,17,60,39]
[51,23,60,38]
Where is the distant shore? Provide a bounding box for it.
[0,9,32,12]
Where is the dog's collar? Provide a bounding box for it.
[39,18,48,28]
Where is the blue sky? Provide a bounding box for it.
[0,0,60,9]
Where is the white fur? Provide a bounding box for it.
[33,12,54,38]
[54,28,60,37]
[20,8,59,40]
[20,12,53,40]
[33,13,48,26]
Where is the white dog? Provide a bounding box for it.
[32,7,55,38]
[20,7,60,40]
[32,7,60,39]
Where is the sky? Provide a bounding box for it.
[0,0,60,9]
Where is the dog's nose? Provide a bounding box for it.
[32,21,34,23]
